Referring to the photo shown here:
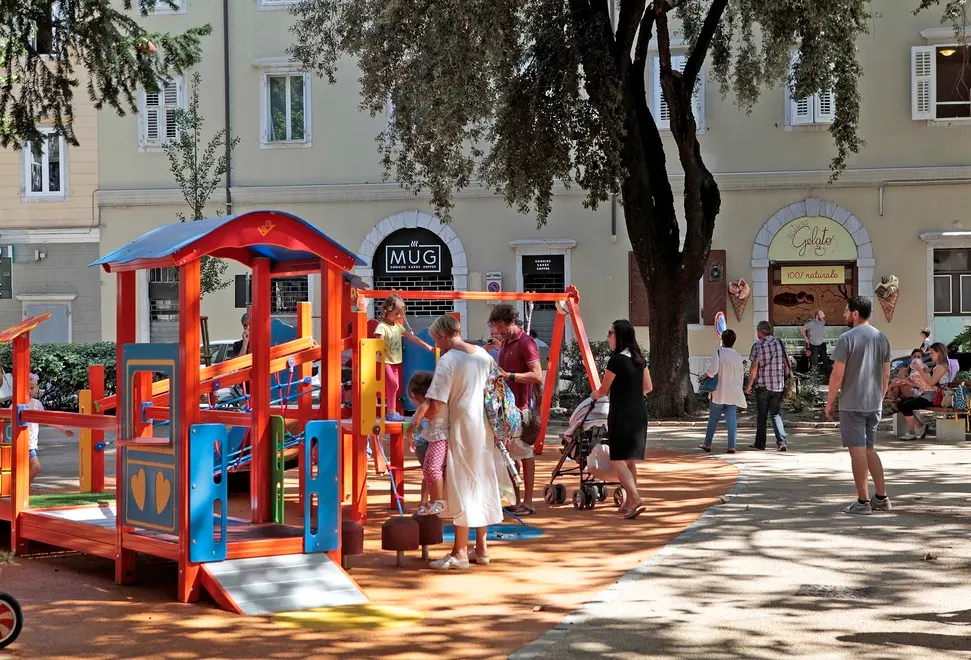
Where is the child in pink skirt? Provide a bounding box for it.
[404,372,448,515]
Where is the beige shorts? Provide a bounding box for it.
[506,436,534,461]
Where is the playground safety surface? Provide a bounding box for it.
[2,447,736,659]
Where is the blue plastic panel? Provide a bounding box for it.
[303,420,339,553]
[189,423,228,562]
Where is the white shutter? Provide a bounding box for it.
[814,89,836,123]
[788,51,814,125]
[144,91,161,143]
[654,55,693,130]
[163,79,181,140]
[911,45,935,120]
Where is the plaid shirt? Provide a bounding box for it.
[749,336,789,393]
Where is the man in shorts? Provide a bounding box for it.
[826,295,892,515]
[489,303,543,516]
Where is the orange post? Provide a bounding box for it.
[115,270,137,584]
[177,259,202,602]
[249,258,272,523]
[350,306,368,524]
[89,365,105,492]
[296,300,313,508]
[567,295,601,391]
[10,333,31,554]
[535,306,568,456]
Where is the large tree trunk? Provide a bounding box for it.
[645,274,695,418]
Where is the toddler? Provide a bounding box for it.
[404,372,448,515]
[374,294,433,422]
[27,373,73,484]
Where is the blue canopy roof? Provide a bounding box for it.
[91,211,365,271]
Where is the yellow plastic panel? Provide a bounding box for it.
[358,338,386,436]
[78,389,94,493]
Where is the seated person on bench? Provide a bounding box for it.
[897,343,951,440]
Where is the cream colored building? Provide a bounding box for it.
[96,1,971,369]
[0,50,101,343]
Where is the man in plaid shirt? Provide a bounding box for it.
[746,321,791,451]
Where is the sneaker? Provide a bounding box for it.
[900,433,917,441]
[747,444,766,451]
[386,412,406,422]
[870,496,893,512]
[844,500,872,515]
[468,548,491,565]
[698,443,712,453]
[778,443,787,452]
[429,553,470,570]
[727,448,736,454]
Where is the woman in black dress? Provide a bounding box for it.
[590,319,653,519]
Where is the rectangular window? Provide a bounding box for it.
[651,55,706,132]
[139,77,184,149]
[912,45,971,121]
[787,52,836,126]
[258,0,299,10]
[151,0,185,14]
[934,274,953,314]
[30,1,63,58]
[961,274,971,314]
[24,130,66,199]
[261,72,311,148]
[271,276,309,315]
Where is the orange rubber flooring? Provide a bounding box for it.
[1,448,737,659]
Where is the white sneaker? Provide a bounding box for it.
[900,433,916,440]
[468,548,491,565]
[429,553,470,570]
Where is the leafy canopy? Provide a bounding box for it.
[1,0,210,148]
[289,0,959,225]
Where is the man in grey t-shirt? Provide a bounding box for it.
[801,310,828,378]
[826,296,892,515]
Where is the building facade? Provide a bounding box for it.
[95,1,970,368]
[0,51,101,343]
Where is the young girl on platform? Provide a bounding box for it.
[405,372,449,515]
[374,294,433,422]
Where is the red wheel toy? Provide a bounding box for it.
[0,592,23,649]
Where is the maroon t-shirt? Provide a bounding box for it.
[498,328,540,408]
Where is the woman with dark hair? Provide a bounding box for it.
[590,319,653,519]
[898,342,951,440]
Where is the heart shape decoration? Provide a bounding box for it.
[155,471,172,515]
[130,469,146,512]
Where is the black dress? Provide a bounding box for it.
[606,352,648,461]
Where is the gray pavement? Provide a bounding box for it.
[514,427,971,659]
[32,427,116,492]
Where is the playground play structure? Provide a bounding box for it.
[0,210,598,616]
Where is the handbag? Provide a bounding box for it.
[698,349,720,394]
[519,383,543,446]
[954,384,968,410]
[933,387,944,407]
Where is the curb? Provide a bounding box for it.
[510,457,750,660]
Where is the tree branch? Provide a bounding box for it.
[616,0,647,78]
[682,0,728,92]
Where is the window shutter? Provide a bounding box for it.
[163,79,181,140]
[629,251,650,326]
[701,250,727,326]
[652,56,669,129]
[144,91,161,143]
[911,46,935,121]
[790,95,813,125]
[814,89,836,123]
[653,55,699,130]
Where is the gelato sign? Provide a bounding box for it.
[781,265,846,284]
[768,216,857,262]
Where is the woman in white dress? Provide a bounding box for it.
[424,315,504,570]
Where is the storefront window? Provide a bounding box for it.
[932,248,971,317]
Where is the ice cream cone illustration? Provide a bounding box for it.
[878,290,898,322]
[727,278,751,322]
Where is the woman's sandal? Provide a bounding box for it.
[505,504,535,516]
[624,505,647,520]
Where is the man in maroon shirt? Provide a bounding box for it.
[489,303,543,515]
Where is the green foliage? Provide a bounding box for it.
[787,373,824,414]
[0,342,116,411]
[163,72,239,297]
[0,1,210,149]
[557,339,614,410]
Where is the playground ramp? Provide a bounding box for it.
[201,553,368,615]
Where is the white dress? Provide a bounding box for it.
[426,346,504,529]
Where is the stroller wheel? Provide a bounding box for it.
[0,592,23,649]
[554,484,567,505]
[583,486,597,510]
[613,488,627,509]
[597,484,608,502]
[543,484,557,506]
[572,489,587,510]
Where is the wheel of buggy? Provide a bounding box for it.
[583,486,597,510]
[572,489,587,510]
[544,484,557,506]
[613,487,627,509]
[554,484,567,504]
[597,484,608,502]
[0,592,23,649]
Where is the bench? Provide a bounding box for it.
[893,408,969,440]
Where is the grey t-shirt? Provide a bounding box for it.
[831,324,891,412]
[804,319,826,346]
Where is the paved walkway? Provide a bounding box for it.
[514,428,971,659]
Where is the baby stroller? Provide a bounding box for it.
[544,396,623,510]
